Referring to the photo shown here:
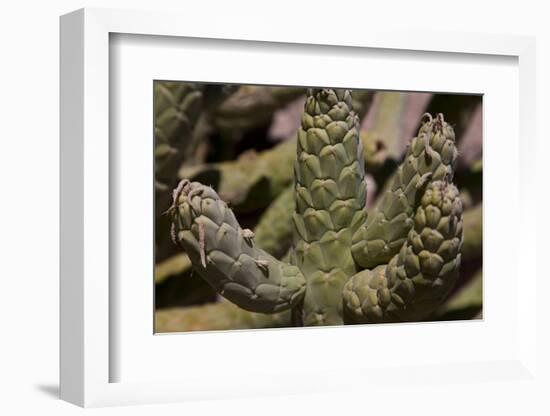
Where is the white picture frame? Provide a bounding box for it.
[60,7,539,408]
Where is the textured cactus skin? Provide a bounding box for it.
[292,89,367,325]
[351,113,458,269]
[171,180,306,313]
[170,88,465,327]
[343,180,463,323]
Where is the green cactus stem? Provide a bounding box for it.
[292,88,367,325]
[170,179,306,313]
[343,180,463,323]
[155,188,296,288]
[171,88,467,327]
[351,113,458,269]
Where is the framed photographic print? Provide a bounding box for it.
[60,7,539,409]
[153,82,483,333]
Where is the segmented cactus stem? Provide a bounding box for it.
[351,112,458,269]
[293,88,366,325]
[170,179,306,313]
[343,180,463,323]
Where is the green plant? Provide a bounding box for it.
[170,88,463,326]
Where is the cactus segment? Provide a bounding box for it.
[351,113,458,269]
[343,180,463,323]
[293,89,367,325]
[171,179,306,313]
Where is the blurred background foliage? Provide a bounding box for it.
[154,81,482,332]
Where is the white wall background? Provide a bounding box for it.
[0,1,547,414]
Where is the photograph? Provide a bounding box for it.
[154,82,483,333]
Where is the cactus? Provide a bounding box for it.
[170,88,464,326]
[351,112,458,269]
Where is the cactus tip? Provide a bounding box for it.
[242,228,255,246]
[168,179,191,214]
[255,259,270,275]
[422,112,433,123]
[433,113,446,132]
[173,178,190,201]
